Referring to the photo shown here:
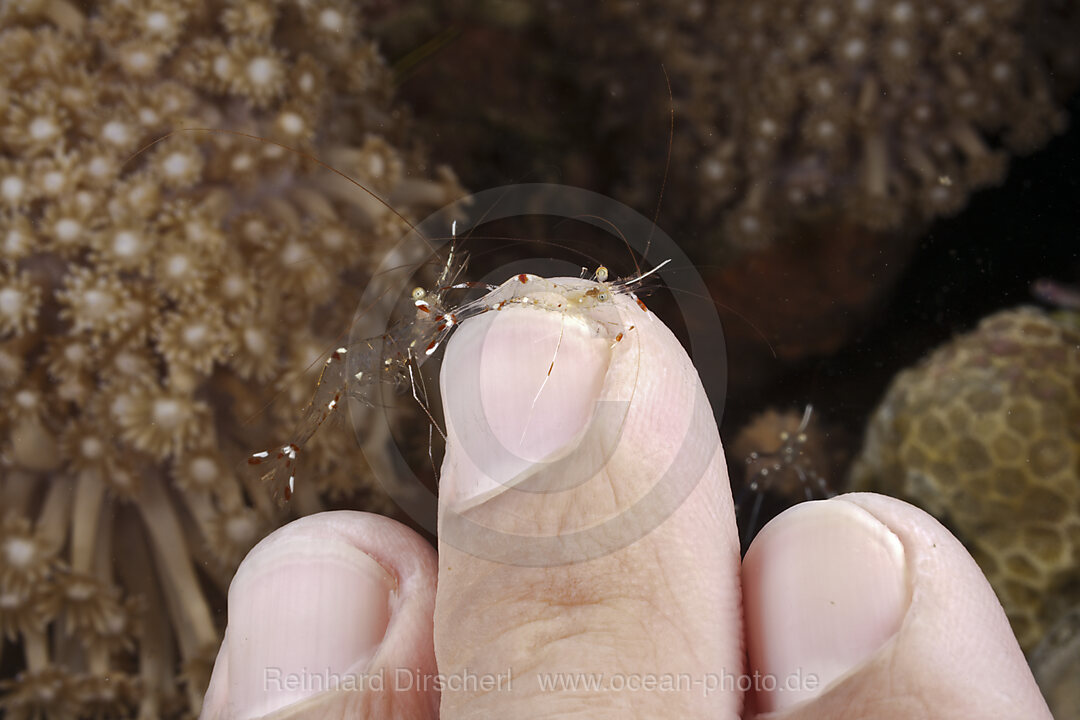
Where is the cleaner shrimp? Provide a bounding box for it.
[731,404,835,548]
[247,214,670,505]
[211,66,715,508]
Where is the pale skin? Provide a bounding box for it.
[201,289,1052,720]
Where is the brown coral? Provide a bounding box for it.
[543,0,1080,250]
[0,1,465,717]
[850,307,1080,652]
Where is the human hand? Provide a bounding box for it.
[200,289,1051,719]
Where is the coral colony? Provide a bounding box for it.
[0,1,464,717]
[560,0,1079,249]
[851,308,1080,653]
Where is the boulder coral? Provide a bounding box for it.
[850,307,1080,653]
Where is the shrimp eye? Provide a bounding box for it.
[411,287,426,300]
[597,290,610,302]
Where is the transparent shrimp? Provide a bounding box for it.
[733,404,834,548]
[247,240,474,504]
[248,238,667,505]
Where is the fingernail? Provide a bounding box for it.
[440,304,611,510]
[225,535,396,719]
[743,498,909,712]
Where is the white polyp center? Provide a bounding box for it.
[102,120,132,146]
[125,49,153,72]
[127,183,154,207]
[29,117,59,141]
[103,609,127,634]
[182,322,209,345]
[890,1,914,23]
[889,37,911,60]
[81,436,104,458]
[0,287,24,316]
[186,221,208,243]
[226,513,257,543]
[3,228,28,253]
[113,230,141,257]
[991,62,1012,83]
[758,118,779,137]
[1,176,25,202]
[232,152,254,171]
[163,151,192,177]
[42,170,65,194]
[113,353,139,375]
[222,274,246,297]
[319,8,344,31]
[139,107,160,126]
[243,219,268,240]
[281,241,308,265]
[166,254,191,277]
[65,344,88,362]
[243,328,267,352]
[321,228,346,249]
[843,37,867,61]
[14,389,38,409]
[298,72,315,93]
[789,33,810,56]
[82,288,114,315]
[112,470,135,489]
[740,214,762,234]
[703,158,726,180]
[367,153,385,177]
[145,10,170,32]
[0,592,22,609]
[56,218,81,242]
[814,7,836,28]
[3,537,36,567]
[67,581,95,601]
[963,5,986,24]
[152,397,184,427]
[123,298,147,322]
[213,55,233,80]
[278,111,304,135]
[247,57,277,86]
[190,457,217,484]
[816,119,836,139]
[87,156,113,178]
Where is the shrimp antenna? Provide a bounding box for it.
[615,258,672,292]
[643,63,674,266]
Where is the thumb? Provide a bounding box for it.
[433,280,743,719]
[199,511,439,720]
[742,493,1052,719]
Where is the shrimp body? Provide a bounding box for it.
[249,253,661,504]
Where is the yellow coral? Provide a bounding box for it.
[850,307,1080,652]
